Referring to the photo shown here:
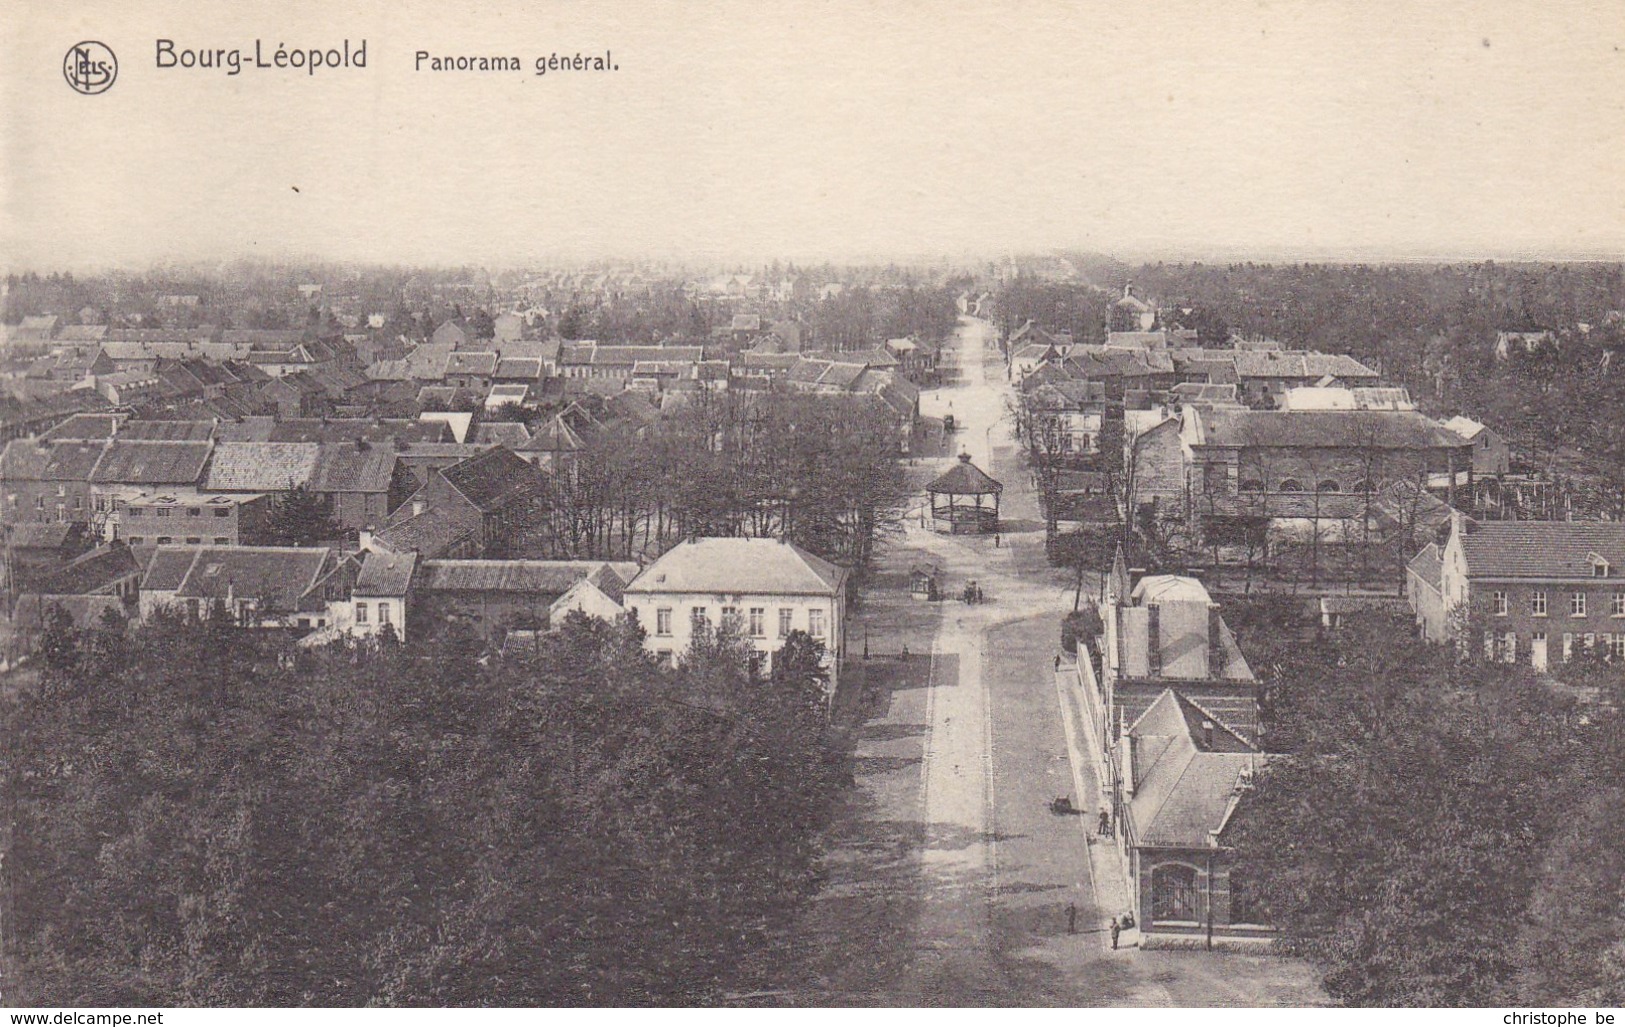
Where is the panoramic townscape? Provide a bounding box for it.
[6,0,1625,1012]
[2,255,1624,1005]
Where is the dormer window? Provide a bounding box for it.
[1591,554,1610,578]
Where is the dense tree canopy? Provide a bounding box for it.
[1224,606,1620,1006]
[1,610,846,1005]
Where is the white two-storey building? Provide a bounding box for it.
[622,537,849,691]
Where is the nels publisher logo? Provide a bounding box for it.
[64,41,117,95]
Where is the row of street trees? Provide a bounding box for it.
[529,389,911,572]
[1,609,843,1005]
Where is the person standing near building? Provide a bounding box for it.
[1067,902,1078,935]
[1109,916,1121,950]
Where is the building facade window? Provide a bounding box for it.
[748,607,765,637]
[1612,635,1625,661]
[356,602,368,623]
[691,606,708,630]
[1614,592,1625,617]
[779,608,793,638]
[1531,591,1547,617]
[808,608,825,638]
[1277,479,1302,493]
[656,607,672,636]
[721,606,739,631]
[1572,592,1588,618]
[1151,863,1199,922]
[380,604,391,624]
[1492,591,1508,616]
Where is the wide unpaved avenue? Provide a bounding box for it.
[755,317,1325,1006]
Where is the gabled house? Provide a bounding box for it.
[413,558,636,641]
[137,544,346,631]
[1428,516,1625,670]
[1025,379,1107,458]
[371,447,549,559]
[622,537,849,691]
[1121,689,1269,949]
[1442,415,1511,477]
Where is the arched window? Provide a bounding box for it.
[1151,863,1199,922]
[1317,479,1341,493]
[1276,479,1303,493]
[1229,869,1267,925]
[1349,478,1369,495]
[1239,479,1264,493]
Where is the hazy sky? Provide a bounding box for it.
[5,0,1624,270]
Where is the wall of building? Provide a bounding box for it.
[1132,848,1273,949]
[624,588,843,686]
[1407,568,1449,643]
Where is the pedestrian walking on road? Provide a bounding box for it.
[995,533,1000,548]
[1110,916,1121,950]
[1067,902,1078,935]
[1054,654,1062,672]
[1098,809,1110,836]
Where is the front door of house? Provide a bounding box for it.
[1532,634,1548,673]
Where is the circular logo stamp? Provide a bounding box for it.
[64,41,117,95]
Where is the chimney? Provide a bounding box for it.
[412,499,426,517]
[358,529,373,552]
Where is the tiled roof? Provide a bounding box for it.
[372,505,478,557]
[518,417,585,453]
[38,413,123,442]
[1194,409,1467,450]
[1,440,104,481]
[266,418,447,445]
[117,420,217,441]
[1442,415,1488,441]
[212,417,278,442]
[139,547,204,592]
[439,447,547,512]
[1127,690,1261,849]
[625,537,847,597]
[927,454,1002,496]
[309,444,396,494]
[206,442,320,491]
[35,544,140,595]
[1460,521,1625,580]
[89,440,212,485]
[444,351,499,376]
[169,546,332,610]
[419,559,619,595]
[355,550,417,596]
[494,357,544,380]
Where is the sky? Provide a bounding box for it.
[4,0,1624,270]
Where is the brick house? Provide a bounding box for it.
[371,446,549,559]
[1121,689,1270,949]
[1431,516,1625,670]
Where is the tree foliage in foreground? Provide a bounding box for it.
[1,611,845,1005]
[1225,607,1624,1006]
